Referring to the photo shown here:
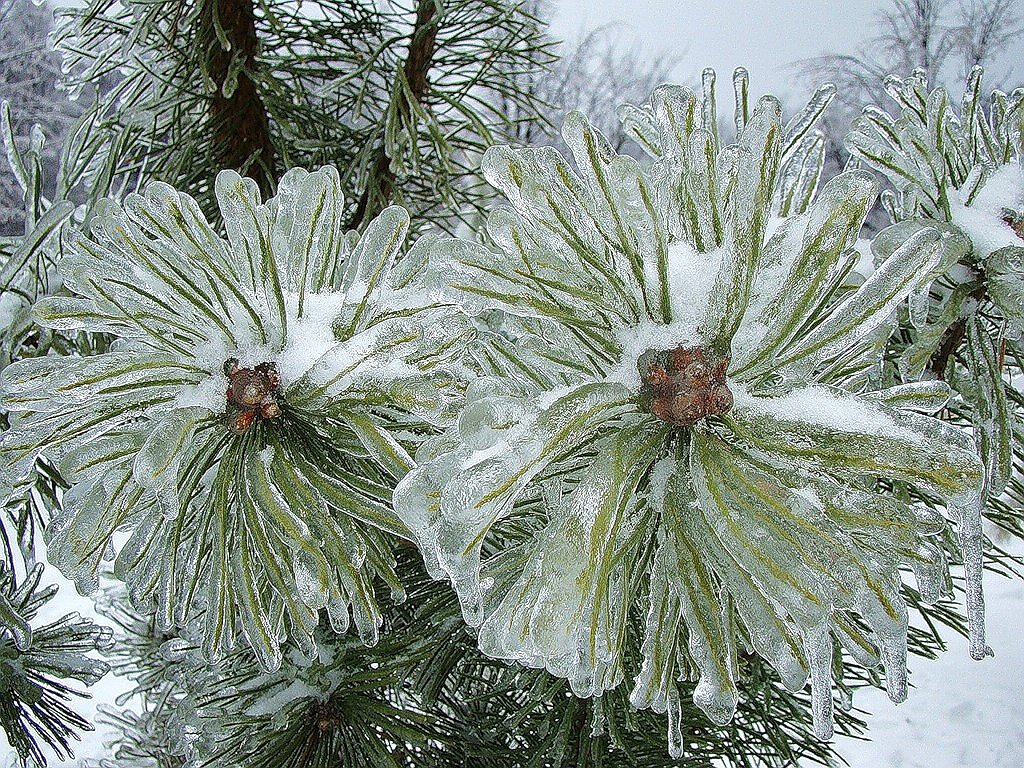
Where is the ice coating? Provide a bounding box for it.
[950,488,989,660]
[389,76,991,755]
[730,382,919,440]
[0,165,467,669]
[393,381,636,627]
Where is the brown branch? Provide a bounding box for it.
[347,0,438,230]
[199,0,278,198]
[928,280,988,379]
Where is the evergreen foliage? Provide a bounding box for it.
[54,0,553,229]
[847,67,1024,553]
[79,559,868,768]
[1,165,469,672]
[393,73,986,753]
[1,510,111,765]
[0,0,1022,765]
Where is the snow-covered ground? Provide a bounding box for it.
[5,555,1023,766]
[0,564,135,767]
[830,562,1024,768]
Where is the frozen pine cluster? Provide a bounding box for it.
[393,74,987,752]
[1,46,1023,768]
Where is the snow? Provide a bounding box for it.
[731,382,919,440]
[169,289,351,410]
[602,237,724,390]
[823,544,1024,768]
[950,164,1024,258]
[243,679,322,718]
[276,291,348,383]
[664,239,722,326]
[172,374,223,411]
[0,561,135,767]
[851,237,875,281]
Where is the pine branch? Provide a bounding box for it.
[928,279,987,379]
[348,0,438,230]
[199,0,278,196]
[562,700,589,768]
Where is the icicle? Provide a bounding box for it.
[879,631,908,704]
[782,83,836,158]
[908,281,931,328]
[804,623,834,740]
[701,68,717,143]
[911,539,947,604]
[732,67,749,134]
[950,489,989,660]
[666,684,685,759]
[590,696,606,737]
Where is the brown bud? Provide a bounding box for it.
[228,370,269,407]
[227,407,256,434]
[1003,212,1024,241]
[222,358,284,431]
[638,344,733,427]
[255,361,281,391]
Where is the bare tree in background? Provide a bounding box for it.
[0,0,81,234]
[501,18,680,156]
[796,0,1021,115]
[791,0,1022,230]
[958,0,1023,82]
[537,25,679,153]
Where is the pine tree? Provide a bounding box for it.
[1,1,1023,765]
[392,72,986,752]
[847,66,1024,567]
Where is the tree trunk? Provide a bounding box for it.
[347,0,438,230]
[199,0,278,198]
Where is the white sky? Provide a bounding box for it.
[550,0,1023,105]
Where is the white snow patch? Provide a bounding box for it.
[171,289,352,407]
[172,374,224,411]
[664,239,722,327]
[950,163,1024,258]
[601,238,721,391]
[276,291,349,383]
[851,237,875,282]
[731,383,918,441]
